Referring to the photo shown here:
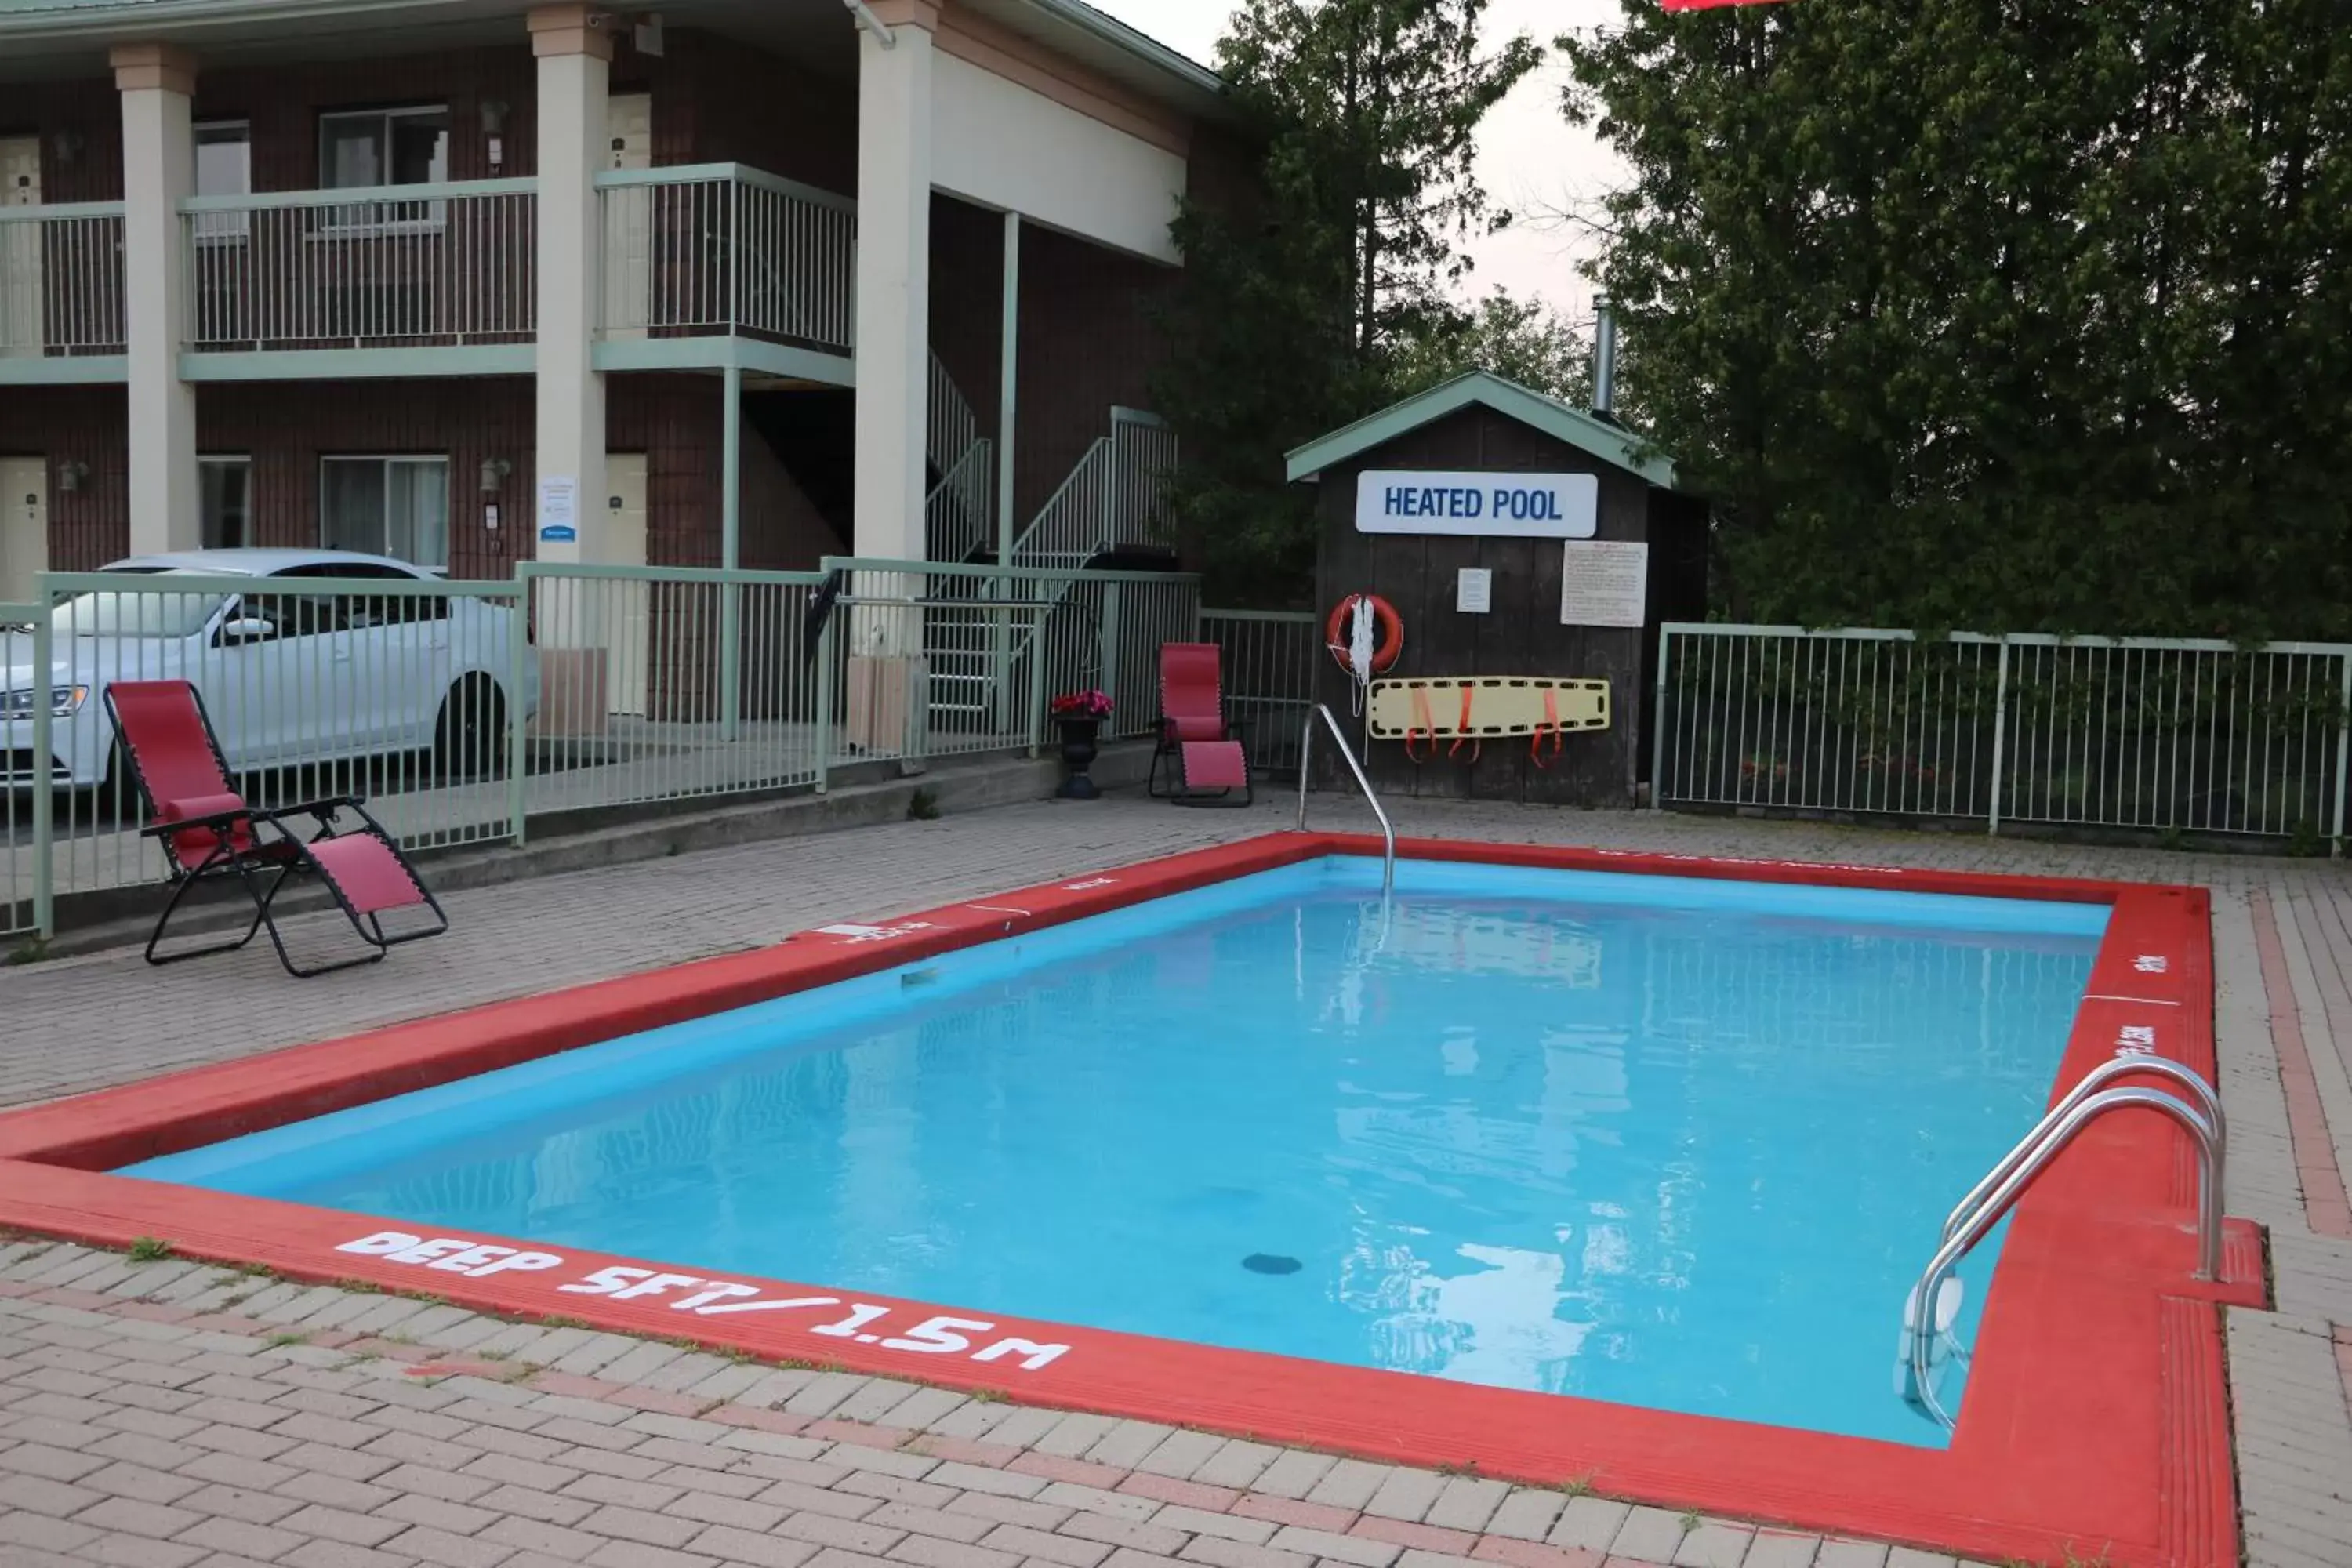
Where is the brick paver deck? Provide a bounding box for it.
[1,793,2347,1568]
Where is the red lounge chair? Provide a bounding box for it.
[105,680,448,978]
[1149,642,1253,806]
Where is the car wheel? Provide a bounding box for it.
[434,677,507,779]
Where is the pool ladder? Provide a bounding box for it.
[1901,1054,2226,1429]
[1297,703,1396,894]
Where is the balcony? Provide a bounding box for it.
[178,179,539,379]
[6,165,854,387]
[594,164,855,384]
[0,201,127,383]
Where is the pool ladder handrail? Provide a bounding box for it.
[1940,1054,2226,1248]
[1904,1065,2224,1430]
[1297,703,1396,894]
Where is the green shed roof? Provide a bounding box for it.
[1284,371,1679,492]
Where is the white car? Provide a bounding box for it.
[2,549,539,792]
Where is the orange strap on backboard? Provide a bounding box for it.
[1405,685,1437,764]
[1530,689,1563,769]
[1449,686,1482,763]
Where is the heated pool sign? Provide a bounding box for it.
[1356,470,1599,540]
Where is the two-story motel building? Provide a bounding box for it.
[0,0,1238,601]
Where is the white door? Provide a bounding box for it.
[603,94,653,340]
[0,457,47,608]
[1,137,42,358]
[605,453,651,716]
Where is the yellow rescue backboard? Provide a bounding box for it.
[1367,677,1610,739]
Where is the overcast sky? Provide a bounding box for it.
[1090,0,1629,328]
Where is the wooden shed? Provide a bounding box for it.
[1287,372,1708,808]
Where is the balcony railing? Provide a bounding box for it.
[0,201,126,358]
[180,178,538,352]
[596,164,855,354]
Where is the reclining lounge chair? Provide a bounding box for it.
[106,680,448,978]
[1149,642,1253,806]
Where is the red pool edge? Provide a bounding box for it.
[0,832,2270,1568]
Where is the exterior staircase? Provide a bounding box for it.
[922,406,1178,735]
[925,354,994,563]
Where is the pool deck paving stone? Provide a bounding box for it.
[3,794,2351,1566]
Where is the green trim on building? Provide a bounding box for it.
[0,354,126,384]
[1284,371,1679,492]
[178,343,533,380]
[592,336,855,387]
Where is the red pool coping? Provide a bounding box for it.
[0,833,2268,1568]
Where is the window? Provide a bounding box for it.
[321,106,448,189]
[321,456,448,568]
[198,456,251,549]
[318,106,449,229]
[191,122,250,241]
[274,561,447,625]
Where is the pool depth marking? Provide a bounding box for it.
[0,833,2268,1568]
[333,1229,1073,1370]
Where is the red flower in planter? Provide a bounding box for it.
[1051,690,1113,720]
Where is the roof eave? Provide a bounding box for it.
[0,0,485,38]
[1014,0,1225,107]
[1285,372,1679,492]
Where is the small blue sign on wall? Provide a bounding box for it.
[539,524,577,543]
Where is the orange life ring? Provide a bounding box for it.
[1326,593,1404,674]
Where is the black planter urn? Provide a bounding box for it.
[1055,717,1102,800]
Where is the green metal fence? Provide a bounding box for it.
[2,559,1218,940]
[1654,623,2352,848]
[1200,609,1321,774]
[515,562,829,833]
[15,572,530,937]
[2,603,45,936]
[817,557,1200,767]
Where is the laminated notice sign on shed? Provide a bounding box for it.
[1287,372,1707,808]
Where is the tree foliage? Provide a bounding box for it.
[1153,0,1541,604]
[1562,0,2352,637]
[1389,289,1590,403]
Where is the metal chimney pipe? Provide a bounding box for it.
[1592,294,1618,414]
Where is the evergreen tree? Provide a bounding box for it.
[1388,289,1590,403]
[1155,0,1541,604]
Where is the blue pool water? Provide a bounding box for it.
[124,858,2104,1445]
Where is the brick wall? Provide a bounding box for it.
[1012,224,1172,528]
[0,386,129,570]
[0,77,123,204]
[198,378,536,578]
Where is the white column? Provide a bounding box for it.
[528,3,608,568]
[525,4,612,739]
[111,43,198,555]
[851,0,936,563]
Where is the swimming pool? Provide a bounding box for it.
[118,857,2105,1446]
[0,833,2263,1568]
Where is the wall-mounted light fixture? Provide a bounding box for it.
[479,100,510,170]
[52,130,84,166]
[56,459,89,494]
[478,457,513,495]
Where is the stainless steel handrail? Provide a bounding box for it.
[1943,1054,2225,1246]
[1904,1085,2223,1428]
[1298,702,1395,894]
